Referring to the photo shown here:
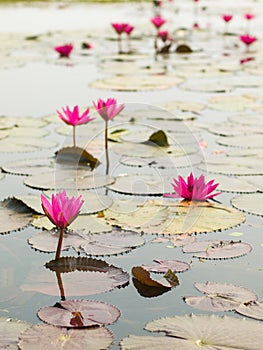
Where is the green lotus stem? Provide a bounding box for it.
[56,271,65,300]
[105,119,110,175]
[55,227,64,260]
[73,125,76,148]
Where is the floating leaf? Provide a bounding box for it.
[2,158,55,176]
[55,146,100,170]
[183,239,252,259]
[132,266,178,288]
[231,193,263,216]
[217,134,263,149]
[207,95,257,112]
[206,174,258,193]
[38,300,120,327]
[120,314,263,350]
[21,258,129,297]
[143,259,190,273]
[144,130,169,147]
[0,317,31,350]
[90,75,183,91]
[24,171,115,190]
[0,137,57,153]
[152,234,196,246]
[236,301,263,320]
[0,198,33,234]
[183,281,258,311]
[19,324,113,350]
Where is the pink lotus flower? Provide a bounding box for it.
[57,105,94,126]
[244,13,255,20]
[41,191,84,259]
[54,44,73,58]
[124,24,134,36]
[151,16,166,29]
[164,173,221,201]
[93,98,124,121]
[111,23,128,35]
[222,14,233,23]
[239,34,257,46]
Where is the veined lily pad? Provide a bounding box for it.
[0,137,57,153]
[183,281,258,311]
[38,300,120,327]
[121,314,263,350]
[18,324,113,350]
[143,259,190,273]
[0,317,31,350]
[24,171,115,190]
[231,193,263,216]
[90,75,183,91]
[182,239,252,259]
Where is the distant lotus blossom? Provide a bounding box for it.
[151,16,166,29]
[54,44,73,58]
[239,34,257,46]
[93,98,125,121]
[157,30,173,42]
[244,13,255,20]
[164,173,221,201]
[57,105,94,147]
[222,14,233,23]
[240,57,254,65]
[124,24,134,36]
[111,23,128,35]
[41,191,84,259]
[93,98,124,174]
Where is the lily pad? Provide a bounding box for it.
[182,239,252,259]
[143,259,190,273]
[2,158,55,176]
[217,134,263,149]
[152,234,196,246]
[121,314,263,350]
[231,193,263,216]
[24,171,115,190]
[90,75,183,91]
[55,146,100,170]
[132,266,179,289]
[206,174,258,193]
[0,317,31,350]
[0,137,57,153]
[38,300,120,327]
[236,301,263,321]
[207,95,257,112]
[0,198,33,234]
[18,324,113,350]
[183,281,258,311]
[159,100,205,113]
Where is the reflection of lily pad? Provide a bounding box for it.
[183,239,252,259]
[90,75,183,91]
[19,324,113,350]
[184,281,258,311]
[38,299,120,327]
[231,193,263,216]
[121,314,263,349]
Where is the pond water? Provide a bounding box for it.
[0,0,263,349]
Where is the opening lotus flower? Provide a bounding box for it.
[54,44,73,58]
[41,191,84,259]
[57,105,94,148]
[93,98,124,174]
[124,24,134,36]
[222,14,233,23]
[164,173,221,201]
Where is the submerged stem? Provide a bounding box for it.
[55,227,64,260]
[118,34,122,54]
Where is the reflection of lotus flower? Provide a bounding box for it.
[151,16,166,29]
[41,191,84,259]
[222,14,233,23]
[54,44,73,58]
[93,98,124,174]
[164,173,220,201]
[157,30,172,42]
[56,105,94,147]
